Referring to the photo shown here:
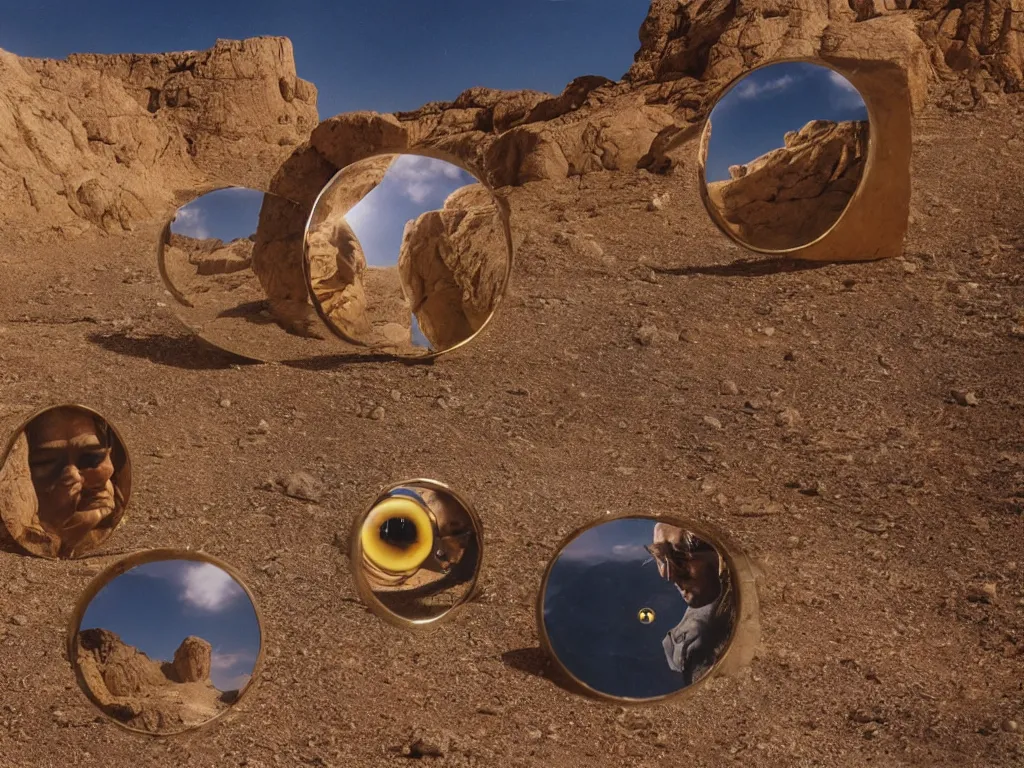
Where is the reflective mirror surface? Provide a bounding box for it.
[352,480,482,626]
[69,552,262,735]
[305,154,512,355]
[0,405,131,559]
[539,517,736,701]
[159,186,340,363]
[700,62,870,252]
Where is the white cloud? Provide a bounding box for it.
[733,74,796,101]
[218,673,252,691]
[827,69,867,110]
[827,69,857,93]
[210,649,255,672]
[386,154,468,204]
[173,205,210,239]
[610,543,647,559]
[180,562,244,612]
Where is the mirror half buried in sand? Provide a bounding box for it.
[538,517,737,702]
[0,404,132,559]
[351,479,483,627]
[700,61,870,253]
[158,186,347,363]
[68,551,262,736]
[303,153,513,356]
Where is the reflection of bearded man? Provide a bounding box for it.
[25,408,119,557]
[646,524,734,686]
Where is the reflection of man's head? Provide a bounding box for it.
[647,524,723,608]
[25,408,117,541]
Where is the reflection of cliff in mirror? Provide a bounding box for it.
[0,405,131,559]
[701,62,870,252]
[159,187,330,362]
[540,517,736,702]
[305,154,511,355]
[70,554,261,736]
[353,480,482,625]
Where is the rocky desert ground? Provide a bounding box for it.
[0,1,1022,767]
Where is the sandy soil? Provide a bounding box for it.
[0,97,1022,767]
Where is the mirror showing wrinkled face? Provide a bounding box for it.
[69,552,262,735]
[159,186,342,363]
[700,62,870,252]
[304,153,512,355]
[351,480,482,626]
[539,517,736,702]
[0,405,131,559]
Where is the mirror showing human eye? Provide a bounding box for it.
[304,153,513,356]
[539,517,737,702]
[351,479,483,626]
[69,553,262,736]
[0,405,131,559]
[700,62,870,252]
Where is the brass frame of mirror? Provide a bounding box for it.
[348,478,485,630]
[65,548,265,737]
[536,513,761,705]
[696,56,912,261]
[155,146,516,365]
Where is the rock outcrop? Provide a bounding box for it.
[76,628,230,734]
[398,184,509,350]
[0,37,316,239]
[705,119,869,250]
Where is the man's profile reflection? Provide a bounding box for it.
[646,523,734,686]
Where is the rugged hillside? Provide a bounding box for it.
[0,37,317,240]
[75,628,231,734]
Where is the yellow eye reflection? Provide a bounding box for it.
[360,495,435,575]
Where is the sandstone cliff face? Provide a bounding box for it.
[0,37,316,239]
[706,119,869,250]
[76,628,229,734]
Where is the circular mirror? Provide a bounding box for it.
[158,186,344,363]
[0,405,131,559]
[538,516,738,702]
[350,479,483,627]
[68,550,262,735]
[304,153,513,356]
[699,61,870,252]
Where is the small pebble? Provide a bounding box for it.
[703,415,723,430]
[720,380,739,396]
[219,398,231,408]
[10,615,28,626]
[1002,720,1019,733]
[951,389,979,407]
[369,406,385,421]
[390,390,402,402]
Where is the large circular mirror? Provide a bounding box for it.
[699,61,870,252]
[68,550,262,735]
[350,479,483,628]
[304,153,513,357]
[0,404,131,559]
[538,516,740,702]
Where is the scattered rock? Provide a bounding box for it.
[250,420,271,435]
[219,398,231,408]
[784,350,797,362]
[635,324,659,346]
[278,472,320,502]
[775,408,802,428]
[390,389,402,402]
[720,380,739,396]
[404,729,454,758]
[967,582,998,603]
[647,193,669,212]
[10,615,28,627]
[951,389,979,407]
[525,727,543,742]
[369,406,385,421]
[1003,720,1019,733]
[703,415,723,430]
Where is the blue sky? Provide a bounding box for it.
[543,517,691,699]
[0,1,652,119]
[80,559,261,692]
[343,155,476,267]
[172,187,263,242]
[705,62,868,183]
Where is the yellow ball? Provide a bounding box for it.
[361,496,434,574]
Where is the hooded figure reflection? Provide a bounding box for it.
[23,408,122,557]
[646,524,734,686]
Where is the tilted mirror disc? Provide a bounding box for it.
[700,61,870,253]
[68,550,263,735]
[304,153,513,357]
[351,479,483,627]
[539,516,738,702]
[0,405,132,559]
[158,186,345,363]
